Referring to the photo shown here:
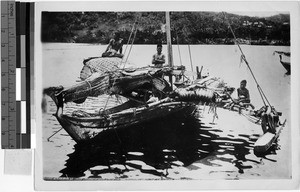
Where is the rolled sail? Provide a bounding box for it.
[44,57,172,106]
[45,57,124,105]
[174,76,229,103]
[43,72,114,106]
[175,88,216,103]
[80,57,123,80]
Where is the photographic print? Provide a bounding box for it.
[35,1,299,190]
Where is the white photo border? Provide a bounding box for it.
[34,1,300,191]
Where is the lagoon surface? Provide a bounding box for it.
[42,43,291,180]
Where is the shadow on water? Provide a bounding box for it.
[59,109,276,179]
[254,140,281,162]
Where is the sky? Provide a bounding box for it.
[228,11,289,18]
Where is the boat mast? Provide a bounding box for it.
[166,12,174,88]
[166,12,174,67]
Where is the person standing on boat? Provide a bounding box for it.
[152,44,165,68]
[102,31,124,58]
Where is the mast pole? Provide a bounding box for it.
[166,12,174,88]
[166,12,173,67]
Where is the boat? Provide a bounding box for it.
[44,60,205,143]
[53,96,196,143]
[44,12,285,152]
[44,12,217,143]
[274,51,290,75]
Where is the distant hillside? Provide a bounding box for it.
[266,14,290,24]
[41,12,290,45]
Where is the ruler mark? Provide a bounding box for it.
[2,72,8,86]
[1,1,8,14]
[8,56,16,65]
[1,30,9,43]
[8,1,15,18]
[1,19,8,29]
[1,45,8,56]
[1,103,9,114]
[2,117,8,131]
[2,88,9,101]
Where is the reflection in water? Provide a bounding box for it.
[58,108,278,179]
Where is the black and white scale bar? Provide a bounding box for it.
[1,1,33,149]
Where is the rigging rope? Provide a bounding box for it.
[124,27,138,64]
[222,12,272,108]
[122,17,138,63]
[105,23,138,106]
[240,111,261,124]
[105,17,140,106]
[103,95,112,110]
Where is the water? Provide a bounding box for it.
[42,43,291,180]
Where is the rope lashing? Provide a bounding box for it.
[84,79,92,96]
[103,95,112,110]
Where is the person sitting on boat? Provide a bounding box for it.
[152,44,165,68]
[236,80,250,104]
[102,32,124,58]
[225,80,255,110]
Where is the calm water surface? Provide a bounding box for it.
[42,43,291,180]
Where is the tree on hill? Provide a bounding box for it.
[41,11,290,45]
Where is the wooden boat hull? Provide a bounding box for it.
[254,125,283,153]
[55,101,196,143]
